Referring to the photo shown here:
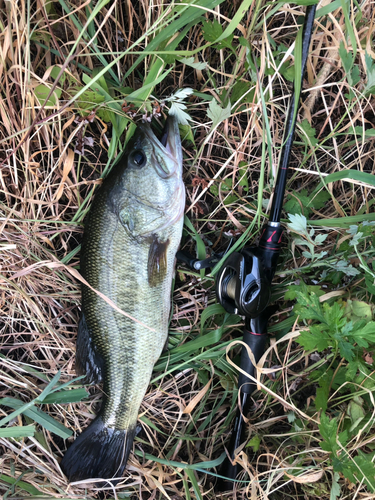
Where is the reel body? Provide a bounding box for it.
[215,223,283,318]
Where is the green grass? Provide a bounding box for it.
[1,0,375,498]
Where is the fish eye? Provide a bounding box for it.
[130,150,147,168]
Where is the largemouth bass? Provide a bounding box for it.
[61,117,185,482]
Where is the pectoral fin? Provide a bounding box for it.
[147,235,170,287]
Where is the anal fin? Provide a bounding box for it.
[76,312,104,384]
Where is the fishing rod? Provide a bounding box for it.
[214,4,317,489]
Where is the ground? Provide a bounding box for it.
[1,0,375,499]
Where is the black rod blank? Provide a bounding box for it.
[269,4,317,223]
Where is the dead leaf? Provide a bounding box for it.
[54,148,75,201]
[183,378,212,414]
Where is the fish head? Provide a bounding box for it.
[110,117,185,238]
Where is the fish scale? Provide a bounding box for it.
[61,117,185,482]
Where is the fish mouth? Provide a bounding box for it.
[140,116,182,178]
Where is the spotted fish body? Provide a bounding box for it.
[61,117,185,482]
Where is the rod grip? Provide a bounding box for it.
[238,330,267,394]
[216,315,269,490]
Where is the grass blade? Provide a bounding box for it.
[0,397,72,439]
[0,425,35,438]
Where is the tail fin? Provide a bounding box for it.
[60,417,136,482]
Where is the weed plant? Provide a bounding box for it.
[0,0,375,499]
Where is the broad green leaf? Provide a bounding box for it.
[347,396,365,431]
[330,260,360,276]
[347,126,375,138]
[314,233,328,245]
[207,98,231,129]
[284,195,309,216]
[338,41,354,79]
[309,190,331,209]
[179,57,207,70]
[353,452,375,492]
[352,322,375,343]
[298,326,331,352]
[351,65,361,85]
[330,472,341,500]
[169,101,192,125]
[299,119,318,147]
[50,65,66,84]
[202,19,222,42]
[76,89,105,110]
[365,274,375,295]
[336,337,354,361]
[246,434,261,452]
[231,81,254,107]
[35,83,61,107]
[285,188,329,217]
[285,284,324,301]
[364,52,375,96]
[170,88,194,101]
[345,300,373,322]
[223,194,238,205]
[238,161,249,191]
[315,374,330,412]
[179,124,195,145]
[319,414,339,453]
[287,213,308,234]
[281,63,295,82]
[80,74,121,124]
